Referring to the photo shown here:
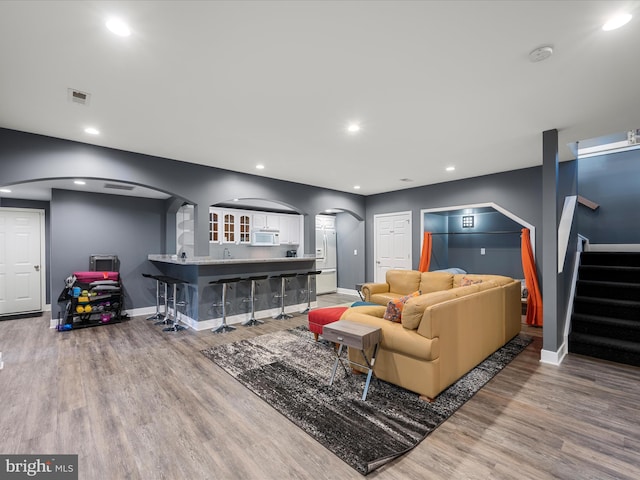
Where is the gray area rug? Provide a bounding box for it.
[201,326,532,475]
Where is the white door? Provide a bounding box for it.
[374,212,412,282]
[0,208,44,316]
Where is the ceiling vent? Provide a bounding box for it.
[104,183,135,191]
[68,88,90,106]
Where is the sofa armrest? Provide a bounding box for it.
[361,282,389,302]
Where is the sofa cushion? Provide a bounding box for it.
[383,290,421,322]
[419,272,454,293]
[341,311,439,361]
[370,292,405,305]
[401,290,458,330]
[386,270,422,295]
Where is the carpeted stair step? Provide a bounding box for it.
[580,252,640,268]
[576,280,640,302]
[571,313,640,343]
[573,296,640,321]
[569,331,640,367]
[578,265,640,283]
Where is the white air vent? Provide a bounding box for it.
[399,178,414,182]
[104,183,135,191]
[68,88,90,106]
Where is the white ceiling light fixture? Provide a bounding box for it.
[0,188,11,193]
[347,123,361,134]
[529,45,553,63]
[353,185,361,190]
[84,127,100,135]
[256,164,265,170]
[106,17,131,37]
[602,13,632,31]
[74,180,86,185]
[446,166,455,172]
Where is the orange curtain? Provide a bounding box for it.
[418,232,432,272]
[521,228,543,326]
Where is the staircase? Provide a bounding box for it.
[569,251,640,367]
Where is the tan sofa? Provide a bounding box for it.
[343,270,522,400]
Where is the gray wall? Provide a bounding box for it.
[0,127,367,312]
[49,189,167,316]
[577,149,640,243]
[364,167,542,282]
[335,212,365,291]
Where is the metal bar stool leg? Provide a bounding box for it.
[154,279,171,325]
[243,275,267,326]
[211,278,239,333]
[273,274,294,320]
[143,274,163,320]
[163,280,187,332]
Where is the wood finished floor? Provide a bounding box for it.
[1,294,640,479]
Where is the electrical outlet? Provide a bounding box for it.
[481,248,486,255]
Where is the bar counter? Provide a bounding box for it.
[148,254,316,265]
[147,254,318,330]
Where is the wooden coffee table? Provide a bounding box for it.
[322,320,381,401]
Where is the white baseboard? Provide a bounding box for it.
[337,288,359,297]
[540,343,567,366]
[124,302,317,332]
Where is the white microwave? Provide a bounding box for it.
[251,229,280,246]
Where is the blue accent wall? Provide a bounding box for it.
[577,149,640,243]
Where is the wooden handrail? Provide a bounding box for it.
[577,195,599,211]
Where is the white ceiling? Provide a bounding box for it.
[1,0,639,199]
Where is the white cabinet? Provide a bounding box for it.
[253,213,280,231]
[279,214,301,245]
[210,208,251,244]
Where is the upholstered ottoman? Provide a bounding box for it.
[308,306,349,341]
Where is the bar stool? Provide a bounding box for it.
[159,276,188,332]
[153,276,172,326]
[142,273,165,321]
[210,277,241,333]
[242,275,269,326]
[272,272,297,320]
[298,270,321,314]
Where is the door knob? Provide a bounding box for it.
[34,265,40,271]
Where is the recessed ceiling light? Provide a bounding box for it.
[106,18,131,37]
[74,180,86,185]
[0,188,11,193]
[602,13,632,31]
[84,127,100,135]
[347,123,361,134]
[256,164,265,170]
[446,166,455,172]
[353,185,361,190]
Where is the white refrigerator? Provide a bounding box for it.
[315,227,337,294]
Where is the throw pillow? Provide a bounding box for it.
[383,290,421,322]
[460,276,483,287]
